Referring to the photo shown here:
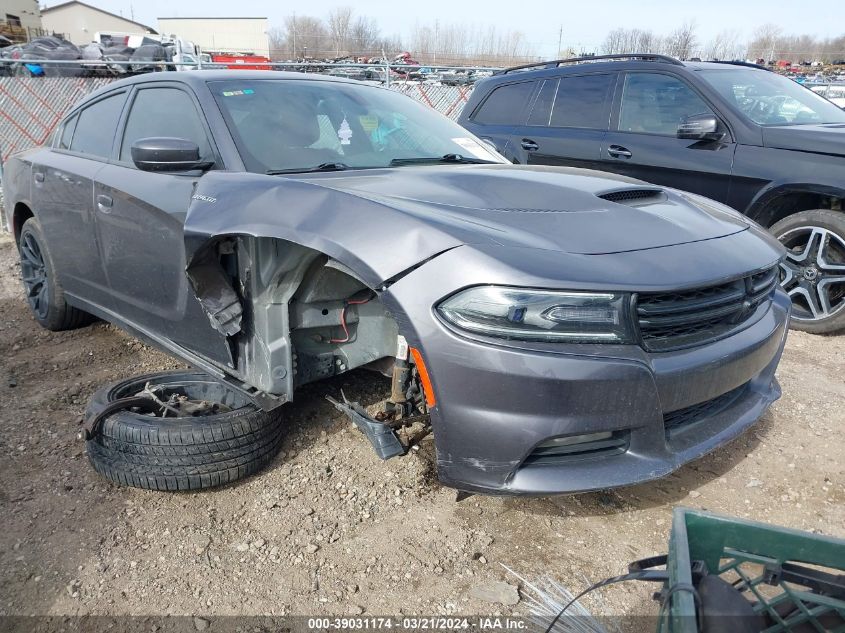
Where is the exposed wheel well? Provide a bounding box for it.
[752,191,843,228]
[12,202,34,244]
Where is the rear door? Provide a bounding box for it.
[461,79,536,158]
[600,71,736,201]
[32,90,127,309]
[92,82,231,364]
[509,72,615,168]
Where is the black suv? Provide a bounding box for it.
[459,54,845,333]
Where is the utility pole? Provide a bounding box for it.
[292,12,297,59]
[557,25,562,58]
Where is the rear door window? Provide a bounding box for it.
[550,73,615,129]
[69,92,126,158]
[119,87,211,163]
[472,81,535,125]
[527,78,559,126]
[618,73,714,135]
[58,113,77,150]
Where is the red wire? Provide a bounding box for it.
[329,298,371,344]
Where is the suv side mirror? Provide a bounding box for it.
[677,114,724,141]
[131,137,212,172]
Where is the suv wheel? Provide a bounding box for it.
[771,209,845,334]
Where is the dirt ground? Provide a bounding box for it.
[1,230,843,626]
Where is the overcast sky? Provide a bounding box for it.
[45,0,845,56]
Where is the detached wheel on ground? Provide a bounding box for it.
[772,209,845,334]
[18,218,94,331]
[84,370,284,491]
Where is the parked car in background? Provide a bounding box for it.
[810,84,845,108]
[460,54,845,333]
[3,71,789,494]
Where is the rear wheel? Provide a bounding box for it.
[771,209,845,334]
[18,218,93,331]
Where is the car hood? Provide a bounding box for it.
[301,164,748,255]
[185,164,748,287]
[762,123,845,157]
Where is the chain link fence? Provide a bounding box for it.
[0,75,475,164]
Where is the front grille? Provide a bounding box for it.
[598,188,663,204]
[664,382,750,438]
[522,432,629,466]
[636,266,778,351]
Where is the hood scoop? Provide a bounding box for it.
[598,188,666,206]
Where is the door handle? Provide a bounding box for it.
[96,194,113,213]
[33,172,45,183]
[521,139,539,151]
[607,145,632,159]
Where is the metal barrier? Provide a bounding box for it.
[0,73,476,165]
[0,76,115,162]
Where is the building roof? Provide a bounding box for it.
[42,1,157,34]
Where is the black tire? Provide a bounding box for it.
[85,370,284,491]
[771,209,845,335]
[18,218,94,331]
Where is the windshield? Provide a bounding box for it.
[700,69,845,126]
[209,79,506,173]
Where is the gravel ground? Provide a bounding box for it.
[0,230,843,625]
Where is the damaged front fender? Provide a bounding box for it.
[183,171,464,289]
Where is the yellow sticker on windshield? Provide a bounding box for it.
[359,115,379,132]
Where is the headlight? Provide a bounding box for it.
[436,286,633,343]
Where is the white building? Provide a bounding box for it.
[1,0,43,41]
[157,17,269,58]
[40,1,156,46]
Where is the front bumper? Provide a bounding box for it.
[384,240,790,496]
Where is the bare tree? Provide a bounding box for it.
[348,16,380,55]
[664,20,698,59]
[602,28,662,55]
[747,23,782,62]
[270,14,331,59]
[326,6,353,57]
[706,29,743,60]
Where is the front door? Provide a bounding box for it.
[600,71,736,201]
[93,83,231,365]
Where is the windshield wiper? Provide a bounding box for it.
[266,162,350,175]
[389,153,496,167]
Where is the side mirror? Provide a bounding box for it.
[131,137,211,172]
[677,114,724,141]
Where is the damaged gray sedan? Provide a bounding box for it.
[4,71,791,495]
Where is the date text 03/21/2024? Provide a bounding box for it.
[305,617,527,630]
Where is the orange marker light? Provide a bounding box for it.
[409,347,436,408]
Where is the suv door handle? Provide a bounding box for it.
[96,194,113,213]
[33,172,45,183]
[521,139,539,151]
[607,145,632,159]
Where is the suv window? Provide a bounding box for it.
[618,73,713,136]
[58,113,77,150]
[527,79,559,126]
[120,87,211,162]
[472,81,535,125]
[69,92,125,158]
[550,74,615,129]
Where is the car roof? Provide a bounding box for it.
[487,57,768,83]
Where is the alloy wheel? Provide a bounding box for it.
[778,226,845,321]
[20,232,50,320]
